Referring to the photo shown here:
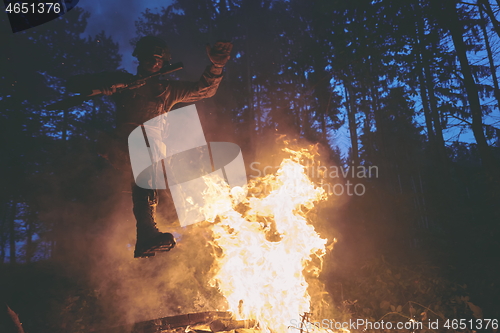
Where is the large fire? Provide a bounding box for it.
[201,147,331,333]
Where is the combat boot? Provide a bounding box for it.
[132,185,176,258]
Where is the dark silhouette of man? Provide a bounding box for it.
[68,36,232,258]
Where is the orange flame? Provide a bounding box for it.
[203,148,330,333]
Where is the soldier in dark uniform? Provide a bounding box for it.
[67,36,232,258]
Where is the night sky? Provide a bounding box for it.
[3,0,481,148]
[0,0,483,152]
[76,0,481,147]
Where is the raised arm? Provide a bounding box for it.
[66,71,133,96]
[165,41,233,106]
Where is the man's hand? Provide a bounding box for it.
[206,41,233,68]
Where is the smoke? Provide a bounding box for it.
[34,137,227,330]
[82,168,229,328]
[80,133,342,329]
[35,122,345,332]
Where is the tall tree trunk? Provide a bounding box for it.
[416,0,449,168]
[446,0,498,177]
[478,2,500,107]
[25,209,35,263]
[9,201,17,264]
[415,51,435,144]
[369,76,387,163]
[423,55,449,168]
[478,0,500,39]
[0,201,6,264]
[344,81,359,166]
[413,0,435,143]
[62,109,68,144]
[300,92,307,137]
[322,90,332,142]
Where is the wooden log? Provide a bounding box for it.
[157,311,234,329]
[4,304,25,333]
[90,311,235,333]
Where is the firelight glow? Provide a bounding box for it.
[202,148,331,333]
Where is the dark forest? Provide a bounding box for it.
[0,0,499,332]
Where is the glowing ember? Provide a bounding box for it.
[202,148,329,333]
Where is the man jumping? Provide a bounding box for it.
[67,36,232,258]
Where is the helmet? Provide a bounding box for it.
[133,36,171,63]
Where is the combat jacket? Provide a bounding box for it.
[113,65,223,137]
[67,64,223,167]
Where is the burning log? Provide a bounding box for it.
[152,311,233,329]
[90,311,256,333]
